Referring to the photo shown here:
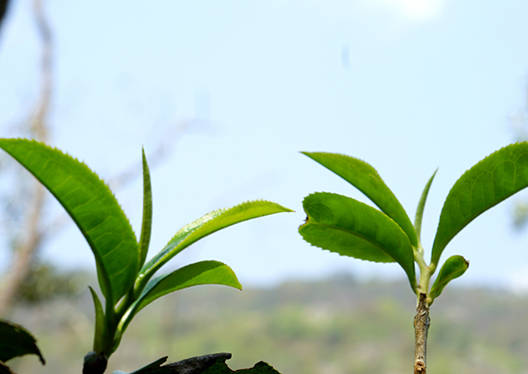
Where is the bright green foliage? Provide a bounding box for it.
[0,320,45,365]
[432,143,528,266]
[429,255,469,301]
[137,200,292,288]
[0,139,138,306]
[89,287,108,353]
[302,152,417,246]
[414,170,437,241]
[116,261,242,342]
[0,138,291,363]
[301,143,528,303]
[300,192,416,289]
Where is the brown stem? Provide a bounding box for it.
[414,293,430,374]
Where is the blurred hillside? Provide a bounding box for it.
[9,273,528,374]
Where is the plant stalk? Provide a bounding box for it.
[413,293,430,374]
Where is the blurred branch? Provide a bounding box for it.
[0,0,51,316]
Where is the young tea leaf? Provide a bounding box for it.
[302,152,418,246]
[299,192,416,290]
[0,320,45,364]
[431,143,528,265]
[414,170,437,241]
[117,261,241,342]
[429,255,469,301]
[137,201,292,287]
[138,149,153,268]
[0,139,139,305]
[89,287,108,353]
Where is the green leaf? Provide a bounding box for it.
[431,142,528,265]
[137,201,292,287]
[138,261,239,317]
[299,192,416,290]
[429,255,469,300]
[414,169,437,241]
[89,287,108,353]
[117,261,241,342]
[0,139,138,305]
[138,149,153,268]
[302,152,417,246]
[0,319,45,364]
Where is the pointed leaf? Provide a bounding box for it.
[89,287,108,353]
[138,149,153,268]
[119,261,241,337]
[299,192,416,290]
[0,320,45,364]
[414,169,437,241]
[431,143,528,265]
[0,139,138,305]
[302,152,417,246]
[137,201,292,285]
[429,255,469,300]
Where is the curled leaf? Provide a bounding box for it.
[300,192,416,290]
[429,255,469,301]
[302,152,417,246]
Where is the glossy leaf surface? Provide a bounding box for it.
[431,143,528,265]
[414,170,437,241]
[300,192,416,289]
[138,201,292,283]
[138,149,153,268]
[302,152,417,246]
[429,255,469,300]
[0,139,138,305]
[0,320,45,364]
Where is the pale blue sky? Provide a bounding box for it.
[1,0,528,290]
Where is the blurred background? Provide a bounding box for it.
[1,0,528,373]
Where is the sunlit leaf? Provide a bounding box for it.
[302,152,417,246]
[429,255,469,301]
[299,192,416,290]
[414,170,437,241]
[431,142,528,265]
[137,201,292,286]
[0,320,45,364]
[0,139,138,305]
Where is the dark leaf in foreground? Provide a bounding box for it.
[113,353,282,374]
[0,319,45,364]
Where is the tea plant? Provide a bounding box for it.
[299,143,528,373]
[0,138,291,374]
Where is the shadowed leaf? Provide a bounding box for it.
[302,152,417,246]
[300,192,416,290]
[431,142,528,265]
[0,320,45,365]
[138,149,153,268]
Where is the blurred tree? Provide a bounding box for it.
[0,0,52,316]
[0,0,193,316]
